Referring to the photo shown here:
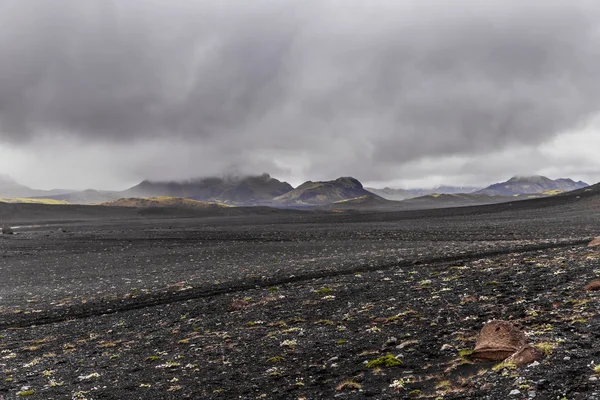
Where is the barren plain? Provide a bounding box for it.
[1,193,599,399]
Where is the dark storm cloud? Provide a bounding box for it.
[1,0,600,182]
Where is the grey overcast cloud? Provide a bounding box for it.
[1,0,600,190]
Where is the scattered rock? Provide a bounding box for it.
[509,389,521,396]
[588,237,600,247]
[1,225,14,234]
[440,344,453,351]
[397,340,419,349]
[505,344,543,366]
[472,320,527,361]
[228,299,251,312]
[584,280,600,291]
[461,295,478,303]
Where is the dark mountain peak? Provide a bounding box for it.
[273,177,374,207]
[296,180,314,189]
[555,178,589,186]
[334,176,363,189]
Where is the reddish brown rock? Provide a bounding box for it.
[472,320,527,361]
[584,280,600,291]
[588,237,600,247]
[505,344,543,366]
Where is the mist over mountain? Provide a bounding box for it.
[124,173,293,205]
[0,174,71,198]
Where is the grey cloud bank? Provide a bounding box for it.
[1,0,600,189]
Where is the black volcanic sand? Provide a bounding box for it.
[0,202,600,399]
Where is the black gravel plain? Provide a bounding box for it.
[1,194,600,399]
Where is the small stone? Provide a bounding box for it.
[228,299,250,312]
[528,391,536,398]
[584,280,600,291]
[528,361,540,368]
[397,340,419,349]
[440,344,453,351]
[509,389,521,396]
[506,344,543,366]
[563,356,571,361]
[1,226,14,235]
[588,237,600,247]
[590,376,598,382]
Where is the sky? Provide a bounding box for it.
[1,0,600,190]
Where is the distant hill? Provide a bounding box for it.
[102,197,232,209]
[476,176,588,196]
[400,193,545,209]
[0,175,71,198]
[322,195,400,210]
[41,189,122,204]
[273,177,378,207]
[406,185,481,196]
[322,192,544,212]
[366,185,480,200]
[364,187,413,201]
[124,173,293,205]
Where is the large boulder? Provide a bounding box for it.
[472,320,527,361]
[472,320,545,367]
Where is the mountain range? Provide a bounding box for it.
[0,174,591,210]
